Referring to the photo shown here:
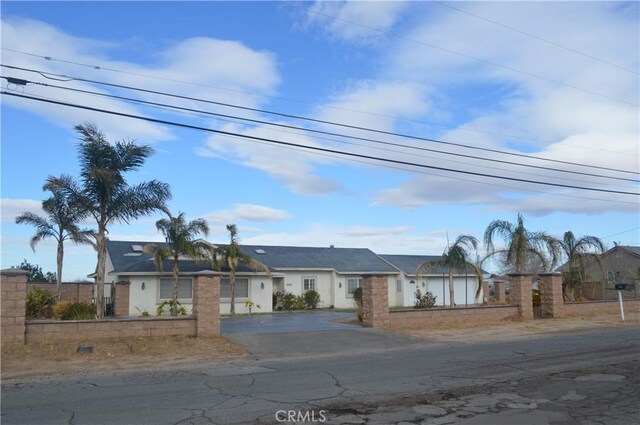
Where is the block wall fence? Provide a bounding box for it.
[361,272,638,329]
[1,269,220,346]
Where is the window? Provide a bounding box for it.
[221,277,249,299]
[159,278,193,300]
[396,279,402,293]
[303,277,316,291]
[347,277,362,295]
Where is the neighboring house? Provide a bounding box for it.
[379,255,483,307]
[104,240,273,315]
[239,245,399,309]
[557,245,640,299]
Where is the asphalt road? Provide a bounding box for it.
[2,326,638,425]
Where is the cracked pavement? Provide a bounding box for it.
[1,326,638,424]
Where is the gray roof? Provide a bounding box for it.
[380,254,478,275]
[621,246,640,257]
[556,245,640,272]
[106,240,397,275]
[240,245,398,273]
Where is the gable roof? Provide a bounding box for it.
[379,254,479,275]
[556,245,640,272]
[240,245,398,273]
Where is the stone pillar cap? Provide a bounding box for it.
[538,272,562,276]
[0,268,29,276]
[506,272,534,277]
[193,270,222,276]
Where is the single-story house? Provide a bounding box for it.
[379,254,483,307]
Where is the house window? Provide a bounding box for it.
[221,277,249,299]
[303,277,317,291]
[159,278,193,300]
[347,277,362,295]
[396,279,402,293]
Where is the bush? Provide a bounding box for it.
[53,300,96,320]
[414,289,437,309]
[26,287,57,319]
[304,290,321,309]
[156,300,187,316]
[273,290,310,311]
[532,289,541,307]
[353,287,363,322]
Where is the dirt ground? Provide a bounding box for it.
[1,336,246,381]
[2,313,637,381]
[388,312,640,343]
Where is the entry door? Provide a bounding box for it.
[407,280,417,306]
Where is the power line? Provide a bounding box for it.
[306,8,639,107]
[434,1,638,75]
[3,64,637,177]
[10,75,637,185]
[2,48,635,156]
[2,90,638,197]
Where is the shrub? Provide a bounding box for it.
[532,289,541,307]
[156,300,187,316]
[273,290,309,310]
[135,307,151,317]
[26,287,56,319]
[414,289,437,309]
[304,290,321,309]
[353,287,363,322]
[53,301,96,320]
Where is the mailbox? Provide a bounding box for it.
[614,283,628,290]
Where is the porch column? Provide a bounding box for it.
[539,272,563,318]
[193,271,221,337]
[495,281,506,303]
[361,274,389,328]
[508,273,533,320]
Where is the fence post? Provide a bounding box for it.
[508,273,533,320]
[1,269,28,346]
[361,274,389,328]
[538,272,563,318]
[192,271,221,337]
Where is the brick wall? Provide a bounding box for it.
[193,272,221,337]
[113,282,130,316]
[1,269,28,345]
[26,317,196,343]
[27,282,93,303]
[495,281,506,303]
[389,305,519,329]
[560,299,640,318]
[508,273,533,320]
[361,274,389,328]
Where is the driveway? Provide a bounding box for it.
[221,310,428,359]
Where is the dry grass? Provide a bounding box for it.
[1,336,246,380]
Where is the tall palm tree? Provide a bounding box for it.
[217,224,270,314]
[417,235,479,307]
[47,122,171,318]
[559,231,605,301]
[484,213,560,273]
[144,212,212,316]
[15,182,92,298]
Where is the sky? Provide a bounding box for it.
[1,1,639,281]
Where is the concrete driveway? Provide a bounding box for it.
[222,310,428,359]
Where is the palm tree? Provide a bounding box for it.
[484,213,560,273]
[144,212,212,316]
[15,182,92,298]
[559,231,605,301]
[47,122,171,318]
[417,235,479,307]
[217,224,270,314]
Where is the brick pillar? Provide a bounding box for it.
[361,274,389,328]
[78,283,94,304]
[508,273,533,320]
[1,269,28,345]
[114,281,130,316]
[495,281,506,303]
[193,271,221,337]
[482,281,490,303]
[539,272,563,318]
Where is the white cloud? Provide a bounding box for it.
[204,204,292,224]
[1,198,43,221]
[306,1,409,44]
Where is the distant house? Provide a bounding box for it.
[557,245,640,299]
[379,254,483,307]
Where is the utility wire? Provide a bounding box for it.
[434,1,638,75]
[10,75,637,185]
[2,90,638,197]
[306,9,639,107]
[3,64,637,177]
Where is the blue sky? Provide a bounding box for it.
[1,1,639,281]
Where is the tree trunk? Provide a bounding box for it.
[230,268,236,315]
[448,271,455,308]
[172,257,179,316]
[56,238,64,301]
[95,227,107,319]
